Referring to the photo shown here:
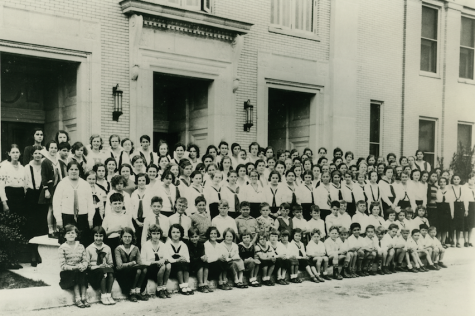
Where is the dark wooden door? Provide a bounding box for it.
[1,121,43,162]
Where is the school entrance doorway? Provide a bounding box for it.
[0,53,79,161]
[268,88,313,153]
[153,73,211,151]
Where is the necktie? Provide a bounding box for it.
[271,188,277,207]
[306,185,314,204]
[154,253,160,261]
[390,184,396,200]
[442,191,446,203]
[289,186,297,205]
[155,215,160,226]
[53,166,59,186]
[73,188,79,222]
[137,194,144,220]
[213,187,221,200]
[96,248,106,265]
[179,214,182,226]
[228,187,240,211]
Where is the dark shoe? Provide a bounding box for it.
[76,300,85,308]
[136,293,149,301]
[369,270,377,276]
[262,280,271,286]
[205,285,214,293]
[316,275,325,282]
[290,278,299,283]
[469,243,473,247]
[31,260,37,267]
[334,272,343,280]
[413,268,420,273]
[269,280,275,286]
[311,276,320,283]
[427,265,436,270]
[82,299,90,308]
[236,282,246,288]
[363,270,370,276]
[456,243,462,248]
[451,243,455,248]
[129,294,138,302]
[157,289,167,298]
[283,279,289,285]
[464,242,468,247]
[322,274,332,281]
[278,279,286,285]
[438,262,448,268]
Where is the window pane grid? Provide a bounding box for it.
[271,0,314,32]
[421,6,438,73]
[460,17,475,79]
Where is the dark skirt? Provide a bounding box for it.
[301,203,313,221]
[87,267,114,289]
[426,204,438,230]
[59,270,87,289]
[62,214,90,246]
[298,258,310,270]
[5,187,25,215]
[398,200,411,211]
[209,203,219,219]
[169,262,190,278]
[190,259,207,275]
[320,209,331,221]
[249,203,261,219]
[92,208,103,228]
[453,202,465,231]
[258,258,275,268]
[116,266,146,294]
[274,258,291,271]
[436,202,452,232]
[207,260,231,280]
[133,218,144,249]
[346,202,356,218]
[38,185,57,205]
[145,264,161,280]
[24,188,48,238]
[466,202,475,230]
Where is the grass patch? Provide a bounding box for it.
[0,271,48,289]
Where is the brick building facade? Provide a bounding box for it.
[0,0,474,168]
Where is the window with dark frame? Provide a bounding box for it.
[271,0,314,33]
[421,6,438,73]
[457,123,473,152]
[369,103,381,156]
[418,119,436,167]
[460,17,475,80]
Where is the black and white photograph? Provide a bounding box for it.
[0,0,474,315]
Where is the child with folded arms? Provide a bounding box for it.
[290,228,314,283]
[381,224,399,273]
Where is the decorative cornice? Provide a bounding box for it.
[120,0,252,35]
[143,16,235,42]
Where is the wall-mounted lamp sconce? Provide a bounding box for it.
[244,99,254,132]
[112,84,123,121]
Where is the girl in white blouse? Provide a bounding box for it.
[409,170,427,207]
[236,164,249,188]
[394,172,416,211]
[263,170,284,218]
[153,169,180,217]
[203,171,223,219]
[314,172,339,220]
[364,171,381,212]
[341,172,364,217]
[165,224,192,295]
[296,171,315,221]
[241,170,266,219]
[141,224,171,299]
[185,171,204,216]
[221,170,240,219]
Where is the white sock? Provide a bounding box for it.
[322,272,327,275]
[135,287,140,294]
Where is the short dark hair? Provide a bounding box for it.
[135,172,150,185]
[168,224,184,240]
[205,226,220,239]
[111,175,126,188]
[151,196,163,205]
[91,226,106,236]
[331,201,341,208]
[110,192,124,203]
[67,161,80,171]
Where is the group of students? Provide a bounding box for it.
[0,129,471,296]
[59,195,449,308]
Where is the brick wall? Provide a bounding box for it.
[215,0,331,151]
[2,0,130,143]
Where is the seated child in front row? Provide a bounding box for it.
[203,226,232,291]
[363,225,379,276]
[114,227,148,302]
[426,226,447,268]
[221,228,247,289]
[347,223,367,277]
[324,226,346,280]
[166,224,192,295]
[140,224,171,299]
[188,227,212,293]
[375,226,392,275]
[238,229,261,287]
[86,226,115,305]
[255,232,276,286]
[338,227,354,278]
[290,228,314,283]
[407,229,429,272]
[269,229,292,285]
[411,229,436,271]
[306,228,330,282]
[58,224,89,308]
